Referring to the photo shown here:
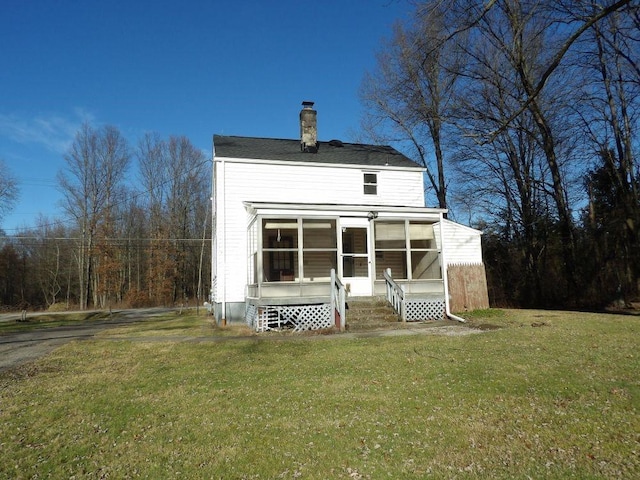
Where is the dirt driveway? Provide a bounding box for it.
[0,308,173,372]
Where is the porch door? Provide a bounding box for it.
[341,221,372,296]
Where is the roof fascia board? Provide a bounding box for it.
[214,155,425,172]
[437,217,484,235]
[244,201,446,216]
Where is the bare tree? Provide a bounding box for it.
[361,0,635,306]
[9,217,76,309]
[137,133,174,304]
[360,3,464,210]
[166,136,209,303]
[58,124,130,309]
[0,159,19,228]
[0,128,210,311]
[576,4,640,302]
[137,134,209,305]
[456,0,584,299]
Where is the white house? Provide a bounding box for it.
[211,102,487,331]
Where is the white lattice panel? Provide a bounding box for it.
[282,304,332,332]
[246,303,332,332]
[405,299,445,321]
[245,303,258,330]
[258,308,281,332]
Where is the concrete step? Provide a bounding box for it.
[345,297,402,331]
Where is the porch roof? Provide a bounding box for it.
[244,201,447,217]
[213,135,423,169]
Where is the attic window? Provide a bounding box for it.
[363,172,378,195]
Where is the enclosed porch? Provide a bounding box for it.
[243,203,450,332]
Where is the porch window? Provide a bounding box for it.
[262,219,298,282]
[363,172,378,195]
[302,219,337,281]
[248,218,259,284]
[409,222,441,279]
[374,221,407,279]
[374,220,441,280]
[260,218,337,283]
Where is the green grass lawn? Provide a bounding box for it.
[1,309,638,479]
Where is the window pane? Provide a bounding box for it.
[263,219,298,248]
[411,250,441,279]
[303,219,336,248]
[248,220,258,254]
[303,251,336,280]
[364,173,377,183]
[375,250,407,279]
[364,173,377,195]
[262,251,298,282]
[249,252,256,284]
[375,222,406,249]
[342,227,367,254]
[410,222,437,249]
[344,256,369,277]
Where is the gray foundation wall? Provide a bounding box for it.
[213,302,246,323]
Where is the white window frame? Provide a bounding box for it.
[363,172,378,195]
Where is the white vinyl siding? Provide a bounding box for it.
[434,219,483,265]
[214,157,427,303]
[223,160,424,207]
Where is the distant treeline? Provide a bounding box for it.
[1,126,211,311]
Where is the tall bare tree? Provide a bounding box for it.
[454,0,585,301]
[58,124,130,309]
[362,0,635,306]
[22,217,71,307]
[576,4,640,302]
[360,3,464,210]
[0,159,19,228]
[137,134,209,305]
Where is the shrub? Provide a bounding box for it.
[123,289,152,308]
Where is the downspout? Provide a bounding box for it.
[218,149,226,325]
[211,142,216,312]
[439,214,466,323]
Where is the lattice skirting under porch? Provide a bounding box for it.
[246,303,333,332]
[405,298,446,321]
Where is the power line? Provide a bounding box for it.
[3,146,212,235]
[7,237,211,242]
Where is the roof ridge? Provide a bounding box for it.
[213,134,394,150]
[213,135,422,169]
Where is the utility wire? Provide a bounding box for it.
[3,155,213,235]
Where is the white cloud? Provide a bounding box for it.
[0,109,95,154]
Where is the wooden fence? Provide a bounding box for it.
[447,263,490,313]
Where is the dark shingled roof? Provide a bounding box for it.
[213,135,422,169]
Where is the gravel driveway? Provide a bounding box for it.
[0,308,173,372]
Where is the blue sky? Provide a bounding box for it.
[1,0,412,232]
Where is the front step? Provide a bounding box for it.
[345,296,403,331]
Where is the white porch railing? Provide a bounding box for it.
[384,268,406,321]
[384,268,447,321]
[330,268,346,331]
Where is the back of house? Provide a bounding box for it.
[211,102,486,328]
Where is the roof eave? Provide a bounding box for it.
[213,155,425,172]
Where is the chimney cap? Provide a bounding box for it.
[302,101,315,108]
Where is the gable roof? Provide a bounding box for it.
[213,135,423,169]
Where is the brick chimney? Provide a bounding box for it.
[300,101,318,153]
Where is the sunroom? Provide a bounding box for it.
[243,202,448,331]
